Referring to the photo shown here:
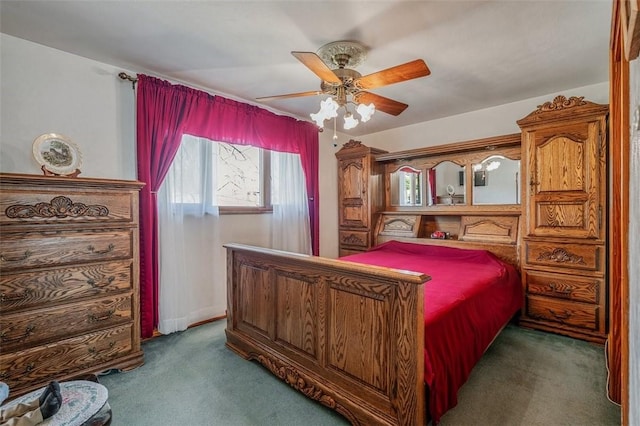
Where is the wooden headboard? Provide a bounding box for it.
[375,212,521,269]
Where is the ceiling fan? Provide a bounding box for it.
[256,41,431,126]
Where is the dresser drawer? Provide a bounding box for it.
[0,294,133,353]
[339,230,369,248]
[0,190,135,226]
[525,296,599,331]
[0,324,134,390]
[525,270,602,304]
[0,230,133,272]
[524,241,603,272]
[1,260,133,312]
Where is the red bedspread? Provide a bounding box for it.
[341,240,522,423]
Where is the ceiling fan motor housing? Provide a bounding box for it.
[317,40,368,68]
[321,68,362,92]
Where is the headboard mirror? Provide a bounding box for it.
[471,155,520,205]
[390,165,422,206]
[432,161,465,206]
[379,133,522,210]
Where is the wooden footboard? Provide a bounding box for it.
[225,243,430,425]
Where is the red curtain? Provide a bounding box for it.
[428,168,437,205]
[136,75,319,338]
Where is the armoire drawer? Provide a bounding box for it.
[525,296,599,331]
[0,230,133,271]
[0,294,133,353]
[0,190,136,226]
[1,260,134,312]
[524,241,603,272]
[339,230,370,248]
[0,324,134,390]
[524,270,602,304]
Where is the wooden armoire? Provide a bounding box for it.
[517,96,609,343]
[335,140,386,256]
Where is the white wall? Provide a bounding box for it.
[362,82,609,152]
[0,35,137,179]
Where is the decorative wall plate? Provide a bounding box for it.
[32,133,82,176]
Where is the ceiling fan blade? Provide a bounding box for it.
[353,91,408,116]
[256,90,322,102]
[291,51,342,84]
[355,59,431,90]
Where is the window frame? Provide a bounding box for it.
[217,146,272,215]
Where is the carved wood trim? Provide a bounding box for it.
[375,133,521,162]
[254,353,358,425]
[378,215,421,237]
[5,196,109,219]
[534,95,587,113]
[517,95,609,127]
[342,139,364,150]
[459,216,518,244]
[536,248,586,265]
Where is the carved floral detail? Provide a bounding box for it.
[536,248,586,265]
[257,354,337,409]
[5,196,109,219]
[535,96,587,113]
[342,234,366,245]
[342,139,363,149]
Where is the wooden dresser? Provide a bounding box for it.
[335,140,386,256]
[0,173,144,397]
[517,96,609,343]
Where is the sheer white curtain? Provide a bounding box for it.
[271,151,312,255]
[157,135,219,334]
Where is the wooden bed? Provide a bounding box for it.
[225,136,524,425]
[225,236,520,425]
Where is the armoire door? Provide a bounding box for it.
[338,157,369,229]
[524,120,604,239]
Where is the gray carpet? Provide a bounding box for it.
[99,321,620,425]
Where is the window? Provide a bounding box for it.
[216,142,271,211]
[170,135,271,214]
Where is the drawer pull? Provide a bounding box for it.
[88,309,116,323]
[87,244,115,255]
[25,363,35,373]
[547,282,572,296]
[0,325,35,343]
[87,276,116,288]
[0,250,32,262]
[88,341,116,354]
[0,288,33,303]
[548,309,572,321]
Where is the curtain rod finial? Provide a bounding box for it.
[118,72,138,89]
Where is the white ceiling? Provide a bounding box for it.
[0,0,611,137]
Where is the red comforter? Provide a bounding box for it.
[341,240,522,423]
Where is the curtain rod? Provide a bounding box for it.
[116,71,322,132]
[118,72,137,89]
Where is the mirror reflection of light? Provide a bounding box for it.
[485,161,501,171]
[474,155,505,171]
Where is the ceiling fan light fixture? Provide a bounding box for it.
[343,112,359,130]
[356,102,375,122]
[310,97,339,127]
